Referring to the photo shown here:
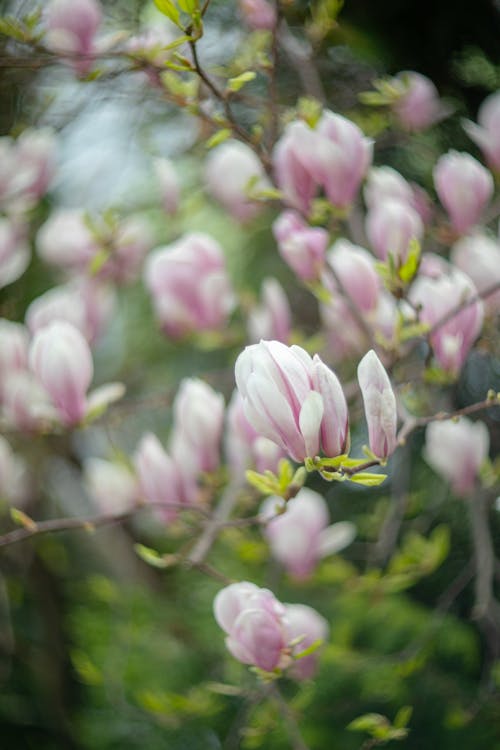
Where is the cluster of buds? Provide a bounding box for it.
[214,581,328,679]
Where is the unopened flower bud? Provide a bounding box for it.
[357,349,397,460]
[424,418,489,496]
[434,151,493,235]
[248,278,291,344]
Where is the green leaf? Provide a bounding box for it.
[347,713,390,735]
[10,507,37,530]
[178,0,199,12]
[205,128,232,149]
[349,472,387,486]
[154,0,181,26]
[88,248,110,276]
[394,705,413,729]
[134,544,170,569]
[294,639,323,660]
[0,16,28,42]
[227,71,256,92]
[245,469,279,496]
[398,238,421,283]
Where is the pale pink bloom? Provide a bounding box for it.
[153,157,180,215]
[144,232,235,338]
[171,378,225,474]
[392,71,447,132]
[26,283,90,342]
[424,418,489,496]
[0,435,31,506]
[463,90,500,172]
[84,457,139,515]
[205,140,270,222]
[0,218,30,289]
[14,128,56,206]
[451,233,500,314]
[133,433,182,522]
[214,582,289,672]
[110,215,154,284]
[284,604,329,680]
[366,199,423,263]
[248,278,291,344]
[36,209,98,271]
[45,0,102,76]
[364,166,414,210]
[1,370,56,432]
[169,430,205,506]
[273,210,328,282]
[239,0,277,29]
[273,121,319,214]
[327,239,381,313]
[0,319,29,399]
[357,349,397,459]
[409,255,484,375]
[434,151,493,235]
[320,296,367,362]
[235,340,349,463]
[260,488,355,578]
[253,437,285,474]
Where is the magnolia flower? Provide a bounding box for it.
[433,151,493,235]
[363,166,414,210]
[424,418,489,496]
[357,349,397,460]
[239,0,277,29]
[284,604,329,680]
[327,239,381,313]
[392,71,447,132]
[153,157,180,215]
[260,488,356,578]
[365,199,423,264]
[0,319,29,399]
[235,340,349,463]
[451,233,500,315]
[84,457,139,515]
[0,218,30,290]
[0,435,31,506]
[463,90,500,172]
[44,0,103,76]
[273,210,328,282]
[247,278,291,344]
[133,433,182,523]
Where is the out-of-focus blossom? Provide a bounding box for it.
[133,433,182,523]
[239,0,277,30]
[463,90,500,172]
[1,371,55,432]
[44,0,103,76]
[364,166,414,210]
[424,418,489,496]
[366,199,423,263]
[235,340,349,463]
[451,233,500,314]
[260,488,356,578]
[0,218,30,290]
[320,296,367,362]
[392,71,447,132]
[205,140,271,222]
[153,157,180,215]
[36,209,99,271]
[284,603,329,680]
[110,215,154,283]
[144,232,235,338]
[409,255,484,375]
[0,129,55,213]
[357,349,397,460]
[434,151,493,235]
[125,25,176,84]
[273,210,328,282]
[327,239,381,313]
[171,378,225,474]
[248,278,291,343]
[0,319,29,399]
[0,435,31,506]
[84,457,138,515]
[273,121,319,214]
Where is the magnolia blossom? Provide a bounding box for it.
[205,140,271,222]
[144,232,235,339]
[133,433,182,522]
[84,457,138,515]
[327,239,381,313]
[273,121,319,214]
[45,0,103,76]
[235,340,349,463]
[239,0,277,29]
[365,199,423,263]
[153,157,180,215]
[36,209,99,271]
[451,233,500,314]
[433,151,493,235]
[273,211,328,282]
[424,418,489,496]
[0,435,31,506]
[0,218,30,290]
[463,90,500,172]
[364,166,414,210]
[1,371,55,432]
[357,350,397,460]
[284,604,329,680]
[171,378,225,474]
[0,129,55,213]
[392,71,447,132]
[248,278,291,344]
[409,256,484,375]
[260,488,356,578]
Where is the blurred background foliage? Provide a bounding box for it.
[0,0,500,748]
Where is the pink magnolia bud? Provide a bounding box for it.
[205,140,270,222]
[284,604,329,680]
[424,418,489,496]
[214,582,289,672]
[36,209,98,271]
[2,371,56,432]
[0,319,29,399]
[366,199,423,263]
[273,122,319,214]
[153,157,180,215]
[29,321,93,426]
[133,433,182,522]
[84,457,138,515]
[248,278,291,344]
[260,488,356,578]
[45,0,102,76]
[392,71,447,132]
[273,210,328,282]
[15,128,56,205]
[239,0,277,30]
[171,378,225,474]
[409,256,484,375]
[235,340,348,463]
[0,435,31,506]
[451,233,500,315]
[320,296,367,362]
[364,166,414,210]
[327,239,381,313]
[0,218,30,289]
[433,151,493,235]
[357,349,397,460]
[144,232,235,338]
[253,437,285,474]
[463,91,500,172]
